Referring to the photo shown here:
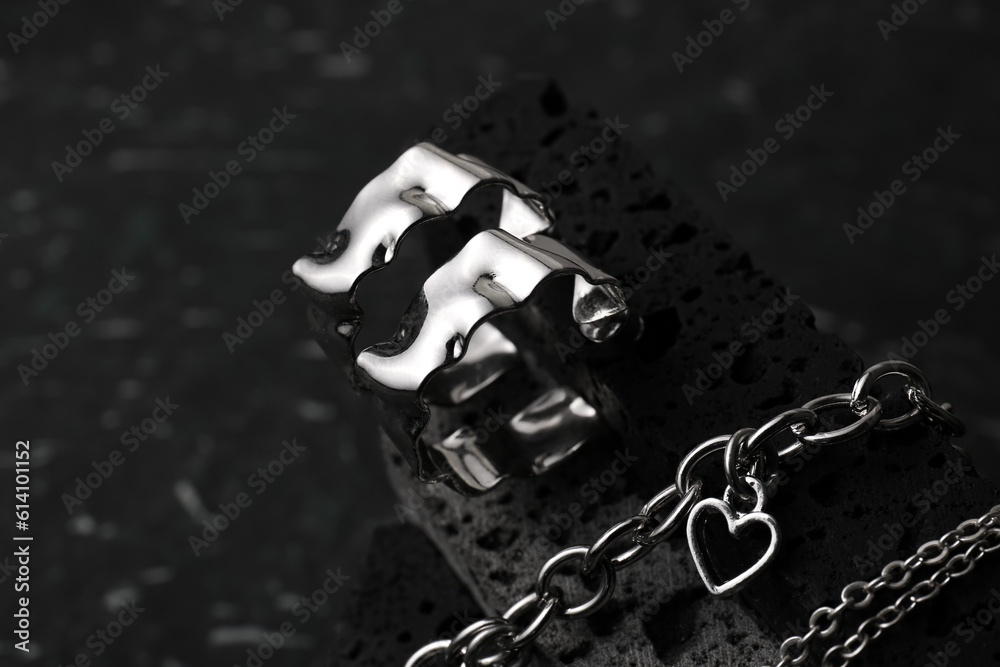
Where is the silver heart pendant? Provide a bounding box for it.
[686,477,781,597]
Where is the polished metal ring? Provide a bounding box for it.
[746,407,819,461]
[850,360,931,432]
[795,393,884,447]
[582,515,651,574]
[403,639,450,667]
[535,545,616,619]
[501,592,562,651]
[293,142,636,494]
[675,434,731,496]
[635,480,703,547]
[446,619,512,666]
[907,387,966,437]
[464,621,525,667]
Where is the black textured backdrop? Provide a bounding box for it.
[1,1,998,666]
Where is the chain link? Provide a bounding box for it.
[907,386,966,436]
[746,407,820,460]
[404,361,968,666]
[796,394,883,447]
[583,515,652,573]
[534,546,616,619]
[633,480,703,547]
[500,593,562,651]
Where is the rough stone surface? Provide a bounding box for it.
[364,80,999,666]
[332,524,489,667]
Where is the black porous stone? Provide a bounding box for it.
[372,79,1000,666]
[330,524,490,667]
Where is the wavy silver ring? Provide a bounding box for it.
[293,142,636,494]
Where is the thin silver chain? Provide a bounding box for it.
[773,504,1000,667]
[403,361,971,667]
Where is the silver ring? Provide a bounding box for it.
[535,545,616,619]
[796,393,883,447]
[907,387,966,437]
[293,143,636,494]
[850,360,931,431]
[404,639,450,667]
[675,434,730,495]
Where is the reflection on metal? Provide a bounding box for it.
[293,142,639,494]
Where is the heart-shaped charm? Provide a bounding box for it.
[686,485,781,597]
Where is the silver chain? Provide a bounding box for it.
[773,504,1000,667]
[404,360,969,667]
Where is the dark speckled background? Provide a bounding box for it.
[1,1,997,665]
